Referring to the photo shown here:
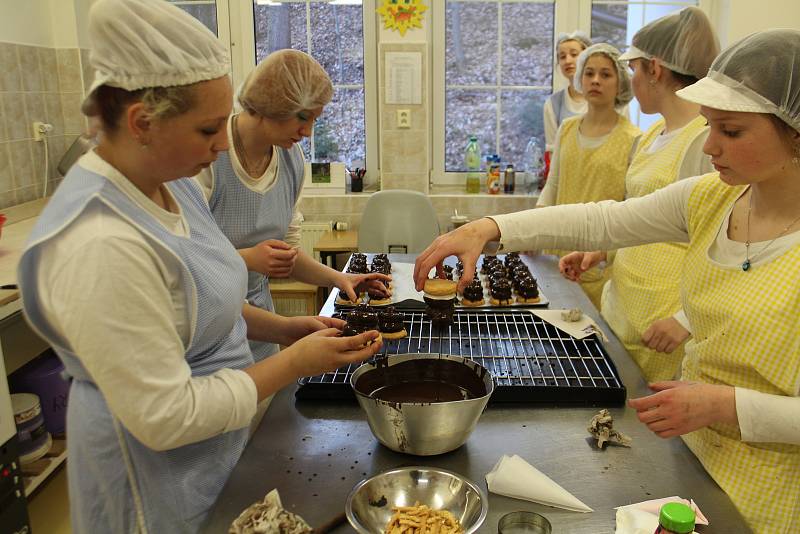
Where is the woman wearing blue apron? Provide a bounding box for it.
[196,49,389,363]
[17,1,381,532]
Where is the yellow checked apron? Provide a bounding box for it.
[601,116,707,381]
[548,114,640,308]
[681,175,800,534]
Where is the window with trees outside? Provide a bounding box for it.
[432,0,704,185]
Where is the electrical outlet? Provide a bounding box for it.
[397,109,411,129]
[32,121,53,142]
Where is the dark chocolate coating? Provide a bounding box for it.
[377,306,405,333]
[346,304,378,330]
[516,278,539,299]
[423,296,456,308]
[426,306,454,329]
[462,282,484,302]
[490,279,512,300]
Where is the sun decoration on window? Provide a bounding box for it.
[376,0,427,37]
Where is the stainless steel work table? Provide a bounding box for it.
[204,255,749,533]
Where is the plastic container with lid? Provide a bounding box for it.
[655,502,696,534]
[11,393,53,464]
[11,349,70,435]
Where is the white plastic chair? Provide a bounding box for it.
[357,190,440,254]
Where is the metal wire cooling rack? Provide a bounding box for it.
[296,309,625,405]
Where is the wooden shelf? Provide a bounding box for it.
[21,436,67,497]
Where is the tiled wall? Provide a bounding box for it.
[0,42,90,209]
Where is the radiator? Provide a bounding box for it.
[299,221,331,262]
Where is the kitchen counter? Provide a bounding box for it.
[204,255,749,533]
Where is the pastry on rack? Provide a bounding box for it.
[377,306,407,339]
[423,278,457,329]
[460,278,485,307]
[342,303,381,345]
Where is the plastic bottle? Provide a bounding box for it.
[654,502,696,534]
[503,164,515,194]
[487,155,502,195]
[522,137,544,193]
[465,136,481,194]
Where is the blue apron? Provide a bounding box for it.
[18,164,253,533]
[548,88,580,130]
[208,144,305,361]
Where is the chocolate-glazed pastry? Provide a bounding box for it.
[348,255,368,274]
[442,265,454,280]
[371,255,391,271]
[426,306,453,329]
[488,270,510,287]
[372,253,389,263]
[461,279,485,306]
[504,252,522,268]
[377,306,407,339]
[352,253,367,262]
[370,262,391,275]
[455,260,464,277]
[513,272,533,292]
[513,264,532,279]
[481,255,499,274]
[489,279,513,305]
[516,278,540,302]
[342,304,379,336]
[367,285,392,306]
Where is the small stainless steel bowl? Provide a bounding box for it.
[498,511,552,534]
[345,466,488,534]
[350,354,494,455]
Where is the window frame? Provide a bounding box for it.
[223,0,380,182]
[430,0,714,186]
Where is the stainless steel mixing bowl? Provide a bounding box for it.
[345,466,488,534]
[350,354,494,456]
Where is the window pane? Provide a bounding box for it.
[591,2,698,50]
[445,89,497,171]
[254,3,308,62]
[253,1,366,165]
[446,2,498,86]
[169,0,217,35]
[310,2,364,85]
[500,90,549,171]
[502,2,554,87]
[299,87,365,165]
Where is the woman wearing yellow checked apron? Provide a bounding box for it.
[563,7,718,381]
[412,29,800,534]
[537,44,640,309]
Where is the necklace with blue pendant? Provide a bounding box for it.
[741,259,750,271]
[741,188,800,272]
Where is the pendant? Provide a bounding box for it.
[741,259,751,271]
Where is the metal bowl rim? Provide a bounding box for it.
[350,353,496,406]
[344,465,489,534]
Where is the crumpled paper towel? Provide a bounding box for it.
[486,454,593,512]
[229,489,312,534]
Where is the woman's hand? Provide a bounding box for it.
[275,315,346,347]
[642,317,690,353]
[241,239,298,278]
[336,272,392,301]
[628,381,737,438]
[414,218,501,292]
[558,251,606,282]
[284,328,383,378]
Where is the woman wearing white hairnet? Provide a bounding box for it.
[415,28,800,533]
[17,1,381,532]
[195,50,389,363]
[542,31,592,153]
[560,7,719,382]
[536,44,640,307]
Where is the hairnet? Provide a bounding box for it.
[84,0,229,107]
[555,30,592,59]
[619,6,719,79]
[677,29,800,132]
[238,49,333,120]
[573,43,633,108]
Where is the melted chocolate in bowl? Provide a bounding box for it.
[354,359,487,404]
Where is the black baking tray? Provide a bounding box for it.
[296,308,626,405]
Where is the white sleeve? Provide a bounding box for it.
[672,309,691,333]
[39,207,257,451]
[543,98,557,153]
[193,165,215,202]
[677,129,713,180]
[736,388,800,444]
[536,126,563,207]
[283,148,306,248]
[490,175,701,253]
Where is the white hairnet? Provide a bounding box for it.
[619,7,719,80]
[573,43,633,108]
[555,30,592,59]
[84,0,228,105]
[677,29,800,132]
[238,49,333,120]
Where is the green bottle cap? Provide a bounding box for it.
[659,502,696,534]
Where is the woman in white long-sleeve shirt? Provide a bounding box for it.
[17,1,381,532]
[414,29,800,534]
